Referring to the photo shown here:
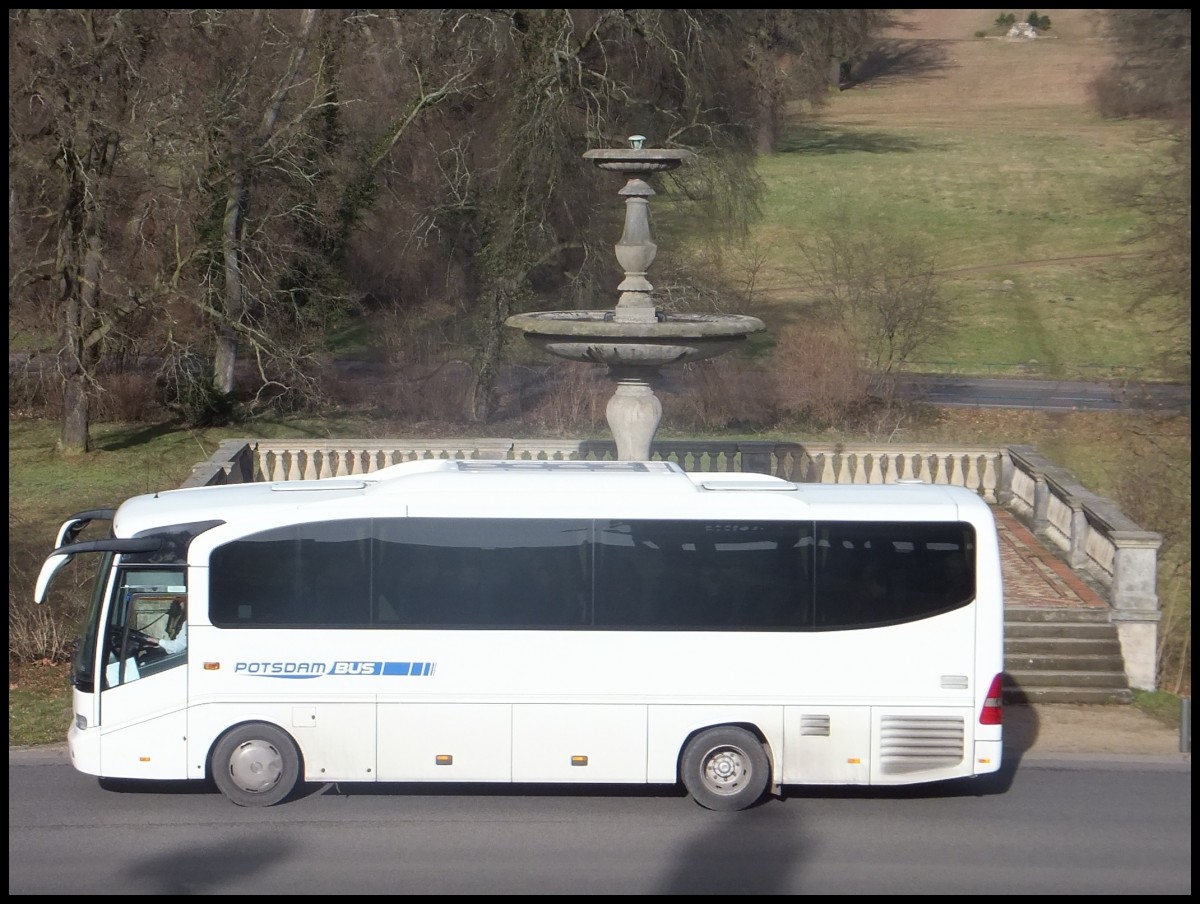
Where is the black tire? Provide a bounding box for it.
[680,726,770,811]
[211,722,301,807]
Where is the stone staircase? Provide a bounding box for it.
[1003,607,1134,704]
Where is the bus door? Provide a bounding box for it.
[97,567,190,779]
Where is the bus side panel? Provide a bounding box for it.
[377,703,512,781]
[96,665,189,780]
[97,709,189,780]
[513,704,648,783]
[781,705,871,785]
[187,701,375,784]
[646,706,784,785]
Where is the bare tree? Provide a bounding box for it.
[10,10,892,432]
[800,218,955,395]
[9,10,184,451]
[1116,415,1191,694]
[737,10,890,154]
[1092,9,1191,378]
[180,9,358,417]
[772,323,871,426]
[1092,9,1191,122]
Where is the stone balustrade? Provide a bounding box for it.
[181,436,1163,689]
[190,438,1007,502]
[1004,445,1163,690]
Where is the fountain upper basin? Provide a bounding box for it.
[581,148,693,174]
[505,310,765,367]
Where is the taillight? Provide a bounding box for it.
[980,673,1003,725]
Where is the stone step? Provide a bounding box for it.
[1005,621,1118,640]
[1004,606,1111,623]
[1005,652,1126,672]
[1002,608,1131,703]
[1006,636,1122,656]
[1003,685,1135,705]
[1004,668,1130,689]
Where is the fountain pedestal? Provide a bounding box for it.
[606,374,662,461]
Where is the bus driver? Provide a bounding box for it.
[155,598,188,654]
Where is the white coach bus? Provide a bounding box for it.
[35,459,1004,810]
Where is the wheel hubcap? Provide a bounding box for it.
[703,746,749,795]
[228,740,283,793]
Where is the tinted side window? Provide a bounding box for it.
[210,520,371,626]
[594,521,813,629]
[814,521,975,630]
[374,519,592,628]
[208,517,976,632]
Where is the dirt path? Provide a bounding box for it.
[937,250,1147,276]
[1009,703,1185,756]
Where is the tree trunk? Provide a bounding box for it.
[57,191,107,455]
[755,88,780,156]
[211,11,316,399]
[465,287,512,422]
[58,371,90,454]
[214,167,245,396]
[58,284,90,454]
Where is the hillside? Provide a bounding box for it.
[839,9,1112,120]
[747,9,1177,380]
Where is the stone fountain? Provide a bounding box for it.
[505,137,765,460]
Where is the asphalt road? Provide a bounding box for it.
[11,351,1190,414]
[893,374,1191,412]
[8,747,1191,894]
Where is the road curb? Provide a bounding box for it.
[1012,751,1191,772]
[8,744,70,766]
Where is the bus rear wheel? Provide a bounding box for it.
[212,723,300,807]
[681,726,770,811]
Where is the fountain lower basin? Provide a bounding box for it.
[506,311,765,368]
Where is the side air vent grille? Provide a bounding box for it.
[799,714,831,737]
[879,715,965,774]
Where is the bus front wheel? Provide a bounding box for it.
[212,723,301,807]
[681,726,770,811]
